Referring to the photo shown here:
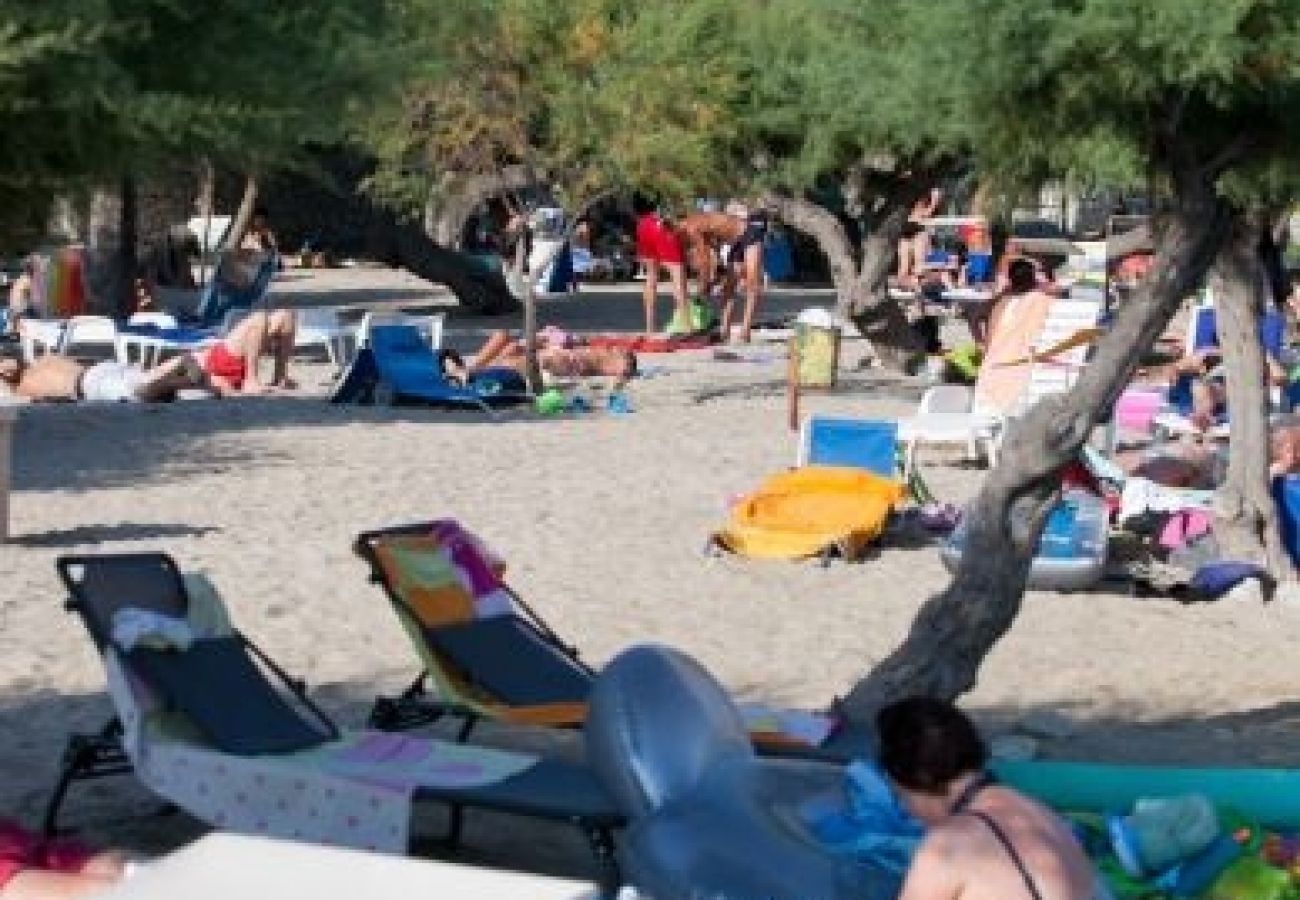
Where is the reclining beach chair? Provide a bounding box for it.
[331,324,530,410]
[193,251,277,327]
[355,522,846,755]
[46,553,624,889]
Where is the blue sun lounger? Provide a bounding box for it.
[331,324,531,410]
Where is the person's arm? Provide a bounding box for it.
[898,831,964,900]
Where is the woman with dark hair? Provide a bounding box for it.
[878,698,1106,900]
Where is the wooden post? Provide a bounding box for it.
[788,336,801,432]
[0,402,16,541]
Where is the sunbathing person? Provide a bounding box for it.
[0,349,207,403]
[460,330,636,379]
[879,698,1107,900]
[1,817,126,899]
[196,309,298,395]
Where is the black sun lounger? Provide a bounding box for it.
[46,553,623,893]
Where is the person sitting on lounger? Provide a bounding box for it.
[1,818,127,899]
[0,348,208,403]
[196,309,298,395]
[879,698,1108,900]
[460,330,636,379]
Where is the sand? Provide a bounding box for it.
[3,267,1300,880]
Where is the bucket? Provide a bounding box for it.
[794,315,841,389]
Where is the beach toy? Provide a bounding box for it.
[535,388,567,415]
[1206,855,1295,900]
[1108,794,1220,878]
[607,392,632,415]
[569,393,592,413]
[1152,832,1243,897]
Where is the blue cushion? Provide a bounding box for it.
[425,617,591,706]
[127,637,332,755]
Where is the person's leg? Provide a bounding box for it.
[222,311,269,392]
[735,242,764,343]
[266,309,297,388]
[665,262,689,326]
[131,354,205,401]
[641,259,660,335]
[716,269,738,339]
[468,330,520,371]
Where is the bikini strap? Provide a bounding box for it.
[966,810,1045,900]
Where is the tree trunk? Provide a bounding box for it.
[427,165,542,249]
[850,216,927,371]
[198,160,215,288]
[372,208,518,315]
[841,176,1232,721]
[221,174,259,252]
[518,235,544,393]
[111,175,138,317]
[1212,211,1294,585]
[762,193,923,371]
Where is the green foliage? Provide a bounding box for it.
[365,0,747,213]
[0,0,394,245]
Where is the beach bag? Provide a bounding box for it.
[712,466,904,561]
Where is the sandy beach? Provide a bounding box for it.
[4,267,1300,880]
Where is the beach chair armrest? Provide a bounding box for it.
[494,702,588,727]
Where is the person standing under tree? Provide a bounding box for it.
[632,195,690,335]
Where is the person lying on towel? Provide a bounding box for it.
[0,348,207,403]
[456,329,636,380]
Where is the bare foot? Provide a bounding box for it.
[273,376,299,390]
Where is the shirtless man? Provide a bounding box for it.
[879,698,1108,900]
[460,330,635,380]
[898,188,943,288]
[676,205,769,342]
[0,350,205,403]
[196,309,298,395]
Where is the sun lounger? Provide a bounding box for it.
[46,553,624,890]
[355,521,841,753]
[193,251,277,327]
[332,324,529,409]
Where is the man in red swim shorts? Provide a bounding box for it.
[633,194,690,336]
[198,308,298,396]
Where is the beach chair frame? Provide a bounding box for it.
[355,523,593,740]
[44,552,624,888]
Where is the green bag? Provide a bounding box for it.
[666,297,717,336]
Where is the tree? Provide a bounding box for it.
[368,0,746,384]
[0,0,396,311]
[842,0,1300,719]
[728,0,973,369]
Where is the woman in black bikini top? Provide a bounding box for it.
[877,698,1105,900]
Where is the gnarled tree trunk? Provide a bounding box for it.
[425,165,542,249]
[375,208,518,315]
[763,192,924,371]
[1212,210,1295,586]
[841,174,1232,720]
[221,174,259,252]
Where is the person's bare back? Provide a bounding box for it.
[905,787,1100,900]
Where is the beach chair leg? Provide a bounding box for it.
[456,714,479,743]
[42,723,132,836]
[444,804,465,848]
[582,824,621,899]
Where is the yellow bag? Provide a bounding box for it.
[714,466,905,561]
